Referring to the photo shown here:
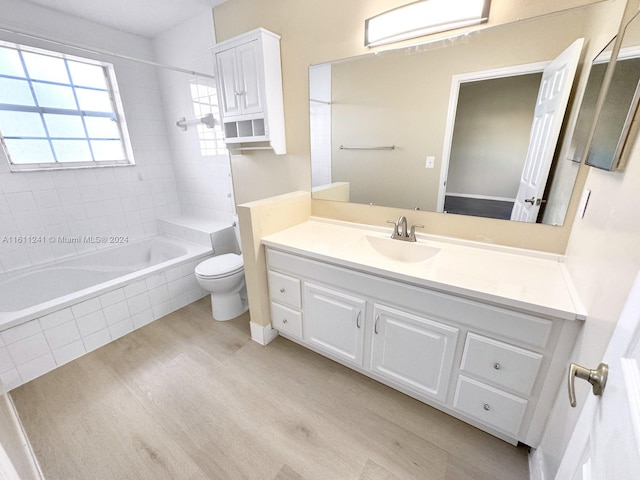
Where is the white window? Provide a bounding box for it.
[189,79,226,156]
[0,42,133,170]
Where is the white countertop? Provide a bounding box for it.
[261,218,585,321]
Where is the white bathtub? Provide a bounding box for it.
[0,236,212,390]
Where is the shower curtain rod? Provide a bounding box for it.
[0,24,216,80]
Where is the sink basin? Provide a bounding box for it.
[364,235,441,263]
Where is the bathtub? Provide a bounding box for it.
[0,236,212,390]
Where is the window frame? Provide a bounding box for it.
[0,41,135,171]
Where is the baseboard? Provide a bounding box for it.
[249,321,279,345]
[528,447,548,480]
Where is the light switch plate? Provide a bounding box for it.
[425,156,435,168]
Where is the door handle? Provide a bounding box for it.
[524,196,536,205]
[356,310,361,328]
[568,362,608,407]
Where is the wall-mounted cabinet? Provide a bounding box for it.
[212,28,286,154]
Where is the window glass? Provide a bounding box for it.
[43,113,86,138]
[32,83,77,109]
[0,77,35,105]
[91,140,125,161]
[84,117,120,138]
[4,139,55,163]
[0,111,45,137]
[52,140,92,162]
[0,47,25,77]
[22,51,69,83]
[68,61,107,89]
[76,89,113,112]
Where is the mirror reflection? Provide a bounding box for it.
[309,4,619,225]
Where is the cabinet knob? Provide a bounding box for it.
[282,318,288,324]
[483,404,491,411]
[280,288,286,293]
[493,362,501,370]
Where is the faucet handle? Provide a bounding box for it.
[386,220,399,238]
[412,224,425,229]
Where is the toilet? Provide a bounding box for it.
[195,215,248,321]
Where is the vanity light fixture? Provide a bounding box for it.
[364,0,491,47]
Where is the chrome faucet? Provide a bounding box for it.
[387,216,423,242]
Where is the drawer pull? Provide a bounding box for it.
[493,362,501,370]
[356,310,362,328]
[280,288,286,293]
[282,318,288,324]
[483,403,491,411]
[374,314,379,334]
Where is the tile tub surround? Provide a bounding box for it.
[0,259,208,391]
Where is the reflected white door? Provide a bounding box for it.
[511,38,584,222]
[555,271,640,479]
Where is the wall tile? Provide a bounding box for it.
[124,279,147,298]
[1,319,42,345]
[17,353,56,384]
[82,328,111,353]
[109,318,134,340]
[103,301,130,325]
[52,340,86,366]
[39,308,74,330]
[76,310,107,337]
[44,320,80,350]
[132,309,154,328]
[99,289,126,308]
[0,347,14,373]
[71,297,102,318]
[7,333,50,365]
[0,368,21,391]
[127,292,151,316]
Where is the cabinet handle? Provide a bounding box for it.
[356,310,361,328]
[280,288,286,293]
[374,314,379,334]
[282,318,288,324]
[493,362,501,370]
[483,404,491,411]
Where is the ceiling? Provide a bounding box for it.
[22,0,227,38]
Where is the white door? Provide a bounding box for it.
[511,38,584,222]
[555,271,640,479]
[303,283,366,367]
[370,304,459,402]
[215,48,242,118]
[236,41,263,115]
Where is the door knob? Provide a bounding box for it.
[524,196,536,205]
[568,362,608,407]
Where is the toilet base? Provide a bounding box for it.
[210,293,248,321]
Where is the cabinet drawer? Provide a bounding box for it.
[271,302,302,338]
[460,333,542,396]
[268,270,301,308]
[453,376,527,436]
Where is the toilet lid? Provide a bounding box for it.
[196,254,244,278]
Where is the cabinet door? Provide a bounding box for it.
[215,48,242,117]
[303,283,366,367]
[371,304,459,402]
[236,41,263,115]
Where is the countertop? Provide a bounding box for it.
[261,218,585,321]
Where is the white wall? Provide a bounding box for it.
[153,12,236,223]
[0,0,181,274]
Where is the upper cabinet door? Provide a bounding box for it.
[303,283,366,367]
[236,41,263,115]
[216,48,242,118]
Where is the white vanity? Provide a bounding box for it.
[261,218,584,446]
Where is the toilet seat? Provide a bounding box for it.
[195,254,244,279]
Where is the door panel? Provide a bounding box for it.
[511,38,584,222]
[370,304,458,402]
[236,41,262,115]
[215,49,241,117]
[303,283,366,367]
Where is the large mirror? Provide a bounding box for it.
[309,3,622,226]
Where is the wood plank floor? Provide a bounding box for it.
[10,297,529,480]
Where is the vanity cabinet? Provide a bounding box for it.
[212,28,286,154]
[264,247,580,446]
